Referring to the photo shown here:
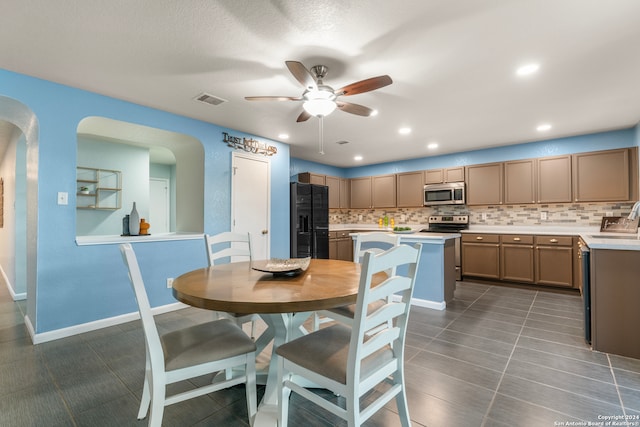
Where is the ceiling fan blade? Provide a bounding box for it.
[336,101,374,117]
[336,75,392,96]
[296,110,312,122]
[245,96,302,101]
[286,61,318,91]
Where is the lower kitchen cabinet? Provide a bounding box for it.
[463,232,577,289]
[329,230,353,261]
[461,234,500,279]
[535,235,574,288]
[500,235,534,283]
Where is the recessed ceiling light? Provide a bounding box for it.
[370,109,379,117]
[354,155,363,161]
[278,133,289,140]
[536,123,552,132]
[427,142,438,150]
[516,63,540,76]
[398,127,412,135]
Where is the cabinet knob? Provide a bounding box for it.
[513,237,521,241]
[262,229,269,235]
[476,236,483,240]
[549,238,558,243]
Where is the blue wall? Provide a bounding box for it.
[292,127,639,179]
[0,69,290,334]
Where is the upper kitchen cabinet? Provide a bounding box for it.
[372,174,396,208]
[339,178,350,209]
[325,175,340,209]
[298,172,326,185]
[537,155,572,203]
[465,162,503,205]
[350,176,372,209]
[396,171,424,207]
[572,147,638,202]
[504,159,535,204]
[425,167,465,184]
[350,174,396,208]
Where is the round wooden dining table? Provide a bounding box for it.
[172,258,376,427]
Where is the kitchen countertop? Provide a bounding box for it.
[330,223,640,250]
[463,225,640,251]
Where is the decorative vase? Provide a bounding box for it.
[122,214,130,236]
[129,202,140,236]
[139,218,150,235]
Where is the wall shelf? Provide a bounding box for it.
[76,167,122,210]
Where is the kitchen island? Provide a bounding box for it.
[580,232,640,359]
[349,231,459,310]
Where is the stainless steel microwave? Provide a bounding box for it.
[424,182,465,206]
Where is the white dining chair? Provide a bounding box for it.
[314,232,401,330]
[276,243,422,427]
[205,231,259,339]
[120,243,257,427]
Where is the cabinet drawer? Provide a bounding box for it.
[500,234,534,245]
[329,231,338,239]
[535,235,573,246]
[462,233,500,244]
[337,230,351,238]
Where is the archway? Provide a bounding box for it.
[0,95,39,335]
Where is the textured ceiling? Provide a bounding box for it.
[2,0,640,167]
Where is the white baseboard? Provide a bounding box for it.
[30,302,189,344]
[409,297,446,311]
[390,295,446,311]
[28,296,445,345]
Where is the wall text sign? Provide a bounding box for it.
[222,132,277,156]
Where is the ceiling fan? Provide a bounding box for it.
[245,60,392,122]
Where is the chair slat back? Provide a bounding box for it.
[205,231,252,266]
[120,243,165,370]
[348,243,422,383]
[353,232,401,263]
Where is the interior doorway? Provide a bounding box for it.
[149,178,170,233]
[231,152,270,260]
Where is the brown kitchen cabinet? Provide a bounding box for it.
[329,230,353,261]
[425,167,465,184]
[351,174,396,208]
[396,171,424,207]
[535,235,574,288]
[504,160,535,204]
[339,178,350,209]
[572,148,634,202]
[465,163,503,206]
[325,175,340,209]
[461,233,500,279]
[350,176,372,209]
[372,174,396,208]
[500,234,535,283]
[537,155,572,203]
[298,172,325,185]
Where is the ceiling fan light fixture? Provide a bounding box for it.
[303,98,337,117]
[303,89,337,117]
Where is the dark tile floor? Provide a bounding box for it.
[1,281,639,426]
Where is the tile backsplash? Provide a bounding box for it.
[330,202,638,228]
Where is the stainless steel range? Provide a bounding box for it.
[421,215,469,280]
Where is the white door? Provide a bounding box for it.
[149,178,170,233]
[232,152,270,260]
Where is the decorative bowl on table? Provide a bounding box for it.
[251,257,311,276]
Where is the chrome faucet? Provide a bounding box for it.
[628,201,640,220]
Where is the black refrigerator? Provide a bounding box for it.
[290,182,329,259]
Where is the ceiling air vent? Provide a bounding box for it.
[194,92,228,106]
